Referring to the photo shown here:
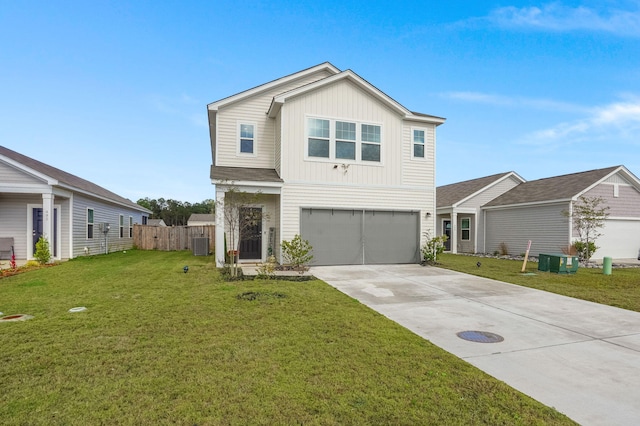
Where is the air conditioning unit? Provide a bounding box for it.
[192,237,209,256]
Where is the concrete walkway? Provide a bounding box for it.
[311,264,640,426]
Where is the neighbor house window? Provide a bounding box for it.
[87,209,94,239]
[142,216,148,225]
[307,117,381,163]
[361,124,381,162]
[119,215,124,238]
[129,216,133,238]
[413,129,425,158]
[238,123,256,155]
[461,218,470,241]
[308,118,330,158]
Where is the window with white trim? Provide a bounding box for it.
[412,129,426,158]
[307,117,381,163]
[461,218,470,241]
[87,209,94,239]
[119,215,124,238]
[129,216,133,238]
[238,123,256,155]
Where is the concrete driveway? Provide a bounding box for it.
[311,264,640,426]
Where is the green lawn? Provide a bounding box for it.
[436,253,640,312]
[0,250,573,425]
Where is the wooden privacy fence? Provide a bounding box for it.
[133,224,215,253]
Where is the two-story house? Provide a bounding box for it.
[207,63,445,266]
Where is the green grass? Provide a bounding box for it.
[0,250,574,425]
[436,253,640,312]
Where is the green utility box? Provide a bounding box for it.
[538,254,551,272]
[548,254,579,274]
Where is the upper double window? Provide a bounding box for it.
[307,118,381,163]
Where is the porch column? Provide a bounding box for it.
[215,188,225,267]
[42,193,54,261]
[451,211,458,254]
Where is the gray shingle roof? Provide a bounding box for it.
[188,213,214,222]
[437,172,515,207]
[210,165,283,183]
[0,145,149,212]
[484,166,621,207]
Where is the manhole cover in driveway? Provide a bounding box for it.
[457,330,504,343]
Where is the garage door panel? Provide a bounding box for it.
[301,209,363,266]
[364,211,419,264]
[594,220,640,259]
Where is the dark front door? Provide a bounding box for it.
[33,208,57,257]
[443,220,452,251]
[239,207,262,260]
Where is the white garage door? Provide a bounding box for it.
[300,208,420,266]
[591,219,640,260]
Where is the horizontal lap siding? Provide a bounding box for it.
[583,183,640,218]
[485,203,570,255]
[0,162,44,184]
[0,195,40,259]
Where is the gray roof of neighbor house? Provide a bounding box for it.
[147,219,166,226]
[188,214,214,222]
[0,145,150,213]
[484,166,621,207]
[437,172,516,208]
[210,165,283,183]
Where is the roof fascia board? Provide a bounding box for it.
[482,198,572,210]
[452,172,526,208]
[208,62,340,111]
[573,166,623,199]
[575,166,640,198]
[214,181,283,195]
[55,182,150,213]
[268,70,411,118]
[0,156,57,185]
[0,183,52,193]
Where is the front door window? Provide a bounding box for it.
[443,220,452,251]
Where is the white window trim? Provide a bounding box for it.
[237,121,257,157]
[87,208,94,240]
[129,216,133,238]
[411,127,427,160]
[305,115,383,165]
[461,217,471,241]
[119,214,124,239]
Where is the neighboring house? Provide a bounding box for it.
[440,165,640,260]
[187,214,215,226]
[207,62,445,266]
[436,171,525,254]
[0,146,151,261]
[147,219,167,227]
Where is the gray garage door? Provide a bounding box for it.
[300,208,420,266]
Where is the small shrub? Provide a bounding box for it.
[573,241,597,261]
[422,232,447,264]
[34,237,51,264]
[256,255,278,279]
[499,242,509,256]
[282,234,313,274]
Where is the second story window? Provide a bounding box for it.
[413,129,425,159]
[307,117,381,163]
[239,123,256,155]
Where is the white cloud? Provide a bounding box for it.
[487,3,640,36]
[523,98,640,144]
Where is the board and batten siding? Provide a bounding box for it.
[279,79,411,186]
[279,183,432,254]
[71,194,146,258]
[215,70,334,169]
[484,202,570,256]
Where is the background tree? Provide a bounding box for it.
[137,198,215,226]
[563,196,610,261]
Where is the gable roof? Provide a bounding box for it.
[437,172,522,208]
[0,145,150,212]
[207,62,340,111]
[267,69,445,125]
[188,213,214,222]
[484,166,622,207]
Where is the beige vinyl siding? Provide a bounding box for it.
[402,122,435,187]
[215,70,333,169]
[583,182,640,217]
[457,216,474,253]
[279,79,406,185]
[0,194,39,259]
[275,113,282,175]
[279,182,432,254]
[484,202,570,256]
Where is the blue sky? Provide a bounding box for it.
[2,1,640,203]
